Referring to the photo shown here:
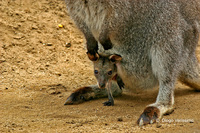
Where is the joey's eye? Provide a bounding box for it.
[108,70,112,75]
[94,70,99,74]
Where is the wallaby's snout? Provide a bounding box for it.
[98,80,106,89]
[95,69,111,89]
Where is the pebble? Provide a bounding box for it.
[0,58,6,63]
[42,43,53,46]
[46,43,53,46]
[156,123,162,128]
[117,117,123,122]
[65,42,71,48]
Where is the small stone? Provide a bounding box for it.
[48,89,61,95]
[55,72,62,76]
[46,43,53,46]
[40,88,46,91]
[32,25,38,29]
[59,12,65,17]
[117,117,123,122]
[156,123,162,128]
[65,43,71,48]
[189,121,194,123]
[51,91,61,95]
[0,59,6,63]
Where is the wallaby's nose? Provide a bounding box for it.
[99,83,106,89]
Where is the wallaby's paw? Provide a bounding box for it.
[137,106,160,126]
[103,101,114,106]
[64,87,95,105]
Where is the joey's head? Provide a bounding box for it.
[87,52,122,89]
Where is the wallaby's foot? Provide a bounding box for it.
[64,84,122,105]
[103,101,113,106]
[137,106,160,126]
[64,86,95,105]
[103,101,114,106]
[137,104,174,126]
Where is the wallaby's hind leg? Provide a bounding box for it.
[180,57,200,91]
[180,22,200,91]
[137,40,181,125]
[64,81,122,105]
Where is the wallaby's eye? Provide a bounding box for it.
[94,70,99,74]
[108,70,112,75]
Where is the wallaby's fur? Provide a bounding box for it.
[88,53,123,106]
[65,0,200,126]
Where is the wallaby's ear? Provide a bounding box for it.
[87,52,99,61]
[109,54,122,63]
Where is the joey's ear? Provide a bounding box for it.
[109,54,122,63]
[87,52,99,61]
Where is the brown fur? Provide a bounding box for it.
[137,106,160,125]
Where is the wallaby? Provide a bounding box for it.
[64,0,200,126]
[64,52,124,106]
[88,52,123,106]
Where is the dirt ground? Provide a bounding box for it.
[0,0,200,132]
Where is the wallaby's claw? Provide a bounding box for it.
[64,87,94,105]
[139,118,144,127]
[103,101,114,106]
[64,92,84,105]
[64,95,73,105]
[137,106,160,126]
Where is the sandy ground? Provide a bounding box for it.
[0,0,200,132]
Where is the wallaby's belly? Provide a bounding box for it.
[117,62,158,91]
[120,74,159,91]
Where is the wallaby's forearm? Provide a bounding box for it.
[69,16,99,55]
[65,0,111,54]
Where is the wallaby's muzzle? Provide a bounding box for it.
[97,76,108,89]
[98,82,106,89]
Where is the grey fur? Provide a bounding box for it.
[91,53,122,106]
[65,0,200,125]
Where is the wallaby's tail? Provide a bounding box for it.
[180,56,200,91]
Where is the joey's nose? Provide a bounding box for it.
[99,83,106,89]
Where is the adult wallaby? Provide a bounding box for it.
[64,0,200,126]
